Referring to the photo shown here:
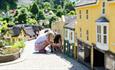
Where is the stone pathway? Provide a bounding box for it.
[0,40,90,70]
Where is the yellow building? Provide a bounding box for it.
[75,0,115,70]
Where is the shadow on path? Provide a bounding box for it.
[55,53,90,70]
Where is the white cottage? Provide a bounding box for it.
[64,16,77,58]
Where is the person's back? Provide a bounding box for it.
[35,33,47,45]
[35,33,48,52]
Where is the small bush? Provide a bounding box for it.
[0,40,4,48]
[12,41,25,49]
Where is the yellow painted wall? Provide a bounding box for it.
[106,2,115,53]
[75,0,102,46]
[75,0,115,53]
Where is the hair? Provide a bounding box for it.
[54,34,61,43]
[46,31,55,38]
[44,30,49,33]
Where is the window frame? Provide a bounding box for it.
[70,32,73,40]
[80,28,82,38]
[79,10,82,19]
[86,30,89,41]
[86,10,88,19]
[102,1,106,15]
[96,24,108,44]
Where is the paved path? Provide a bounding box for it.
[0,40,90,70]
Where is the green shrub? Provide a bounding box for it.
[26,18,37,25]
[12,41,25,48]
[0,40,4,48]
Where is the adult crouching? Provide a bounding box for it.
[35,31,55,53]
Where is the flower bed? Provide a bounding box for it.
[0,47,21,63]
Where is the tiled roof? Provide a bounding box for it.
[23,26,35,37]
[32,25,43,32]
[76,0,97,7]
[64,16,77,29]
[96,16,109,22]
[64,16,71,25]
[11,27,21,37]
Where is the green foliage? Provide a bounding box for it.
[0,40,4,48]
[43,2,51,11]
[54,5,63,17]
[64,2,75,14]
[30,3,38,15]
[0,0,17,11]
[3,40,12,46]
[37,10,45,20]
[56,11,63,17]
[49,16,57,28]
[26,18,37,25]
[12,41,25,48]
[67,11,76,15]
[31,0,76,27]
[57,5,62,11]
[0,17,3,21]
[0,0,76,29]
[8,21,15,26]
[0,21,8,33]
[17,9,27,24]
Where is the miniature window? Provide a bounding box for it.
[103,8,105,14]
[102,2,106,14]
[80,28,82,38]
[103,2,105,7]
[70,32,73,40]
[79,10,82,19]
[97,25,101,43]
[86,10,88,14]
[86,10,88,19]
[97,25,108,44]
[103,26,107,44]
[103,26,107,34]
[86,30,89,41]
[66,30,68,38]
[104,35,107,44]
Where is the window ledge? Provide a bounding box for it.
[96,42,109,51]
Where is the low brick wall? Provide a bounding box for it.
[0,52,20,63]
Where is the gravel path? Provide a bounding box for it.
[0,40,90,70]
